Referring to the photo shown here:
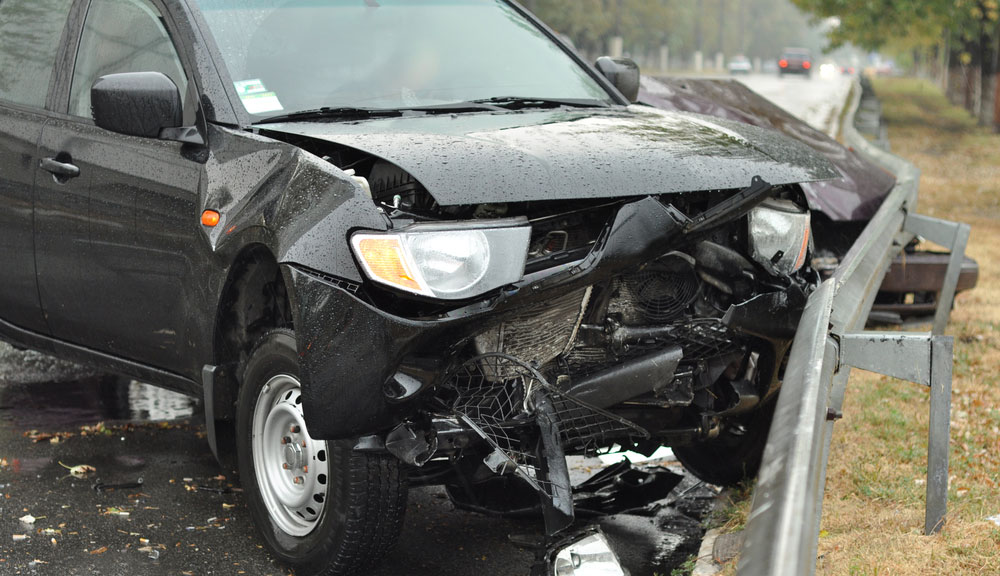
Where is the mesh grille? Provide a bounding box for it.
[449,354,648,497]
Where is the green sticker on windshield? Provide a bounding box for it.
[234,79,283,114]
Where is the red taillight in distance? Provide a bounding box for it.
[803,61,811,69]
[779,59,788,68]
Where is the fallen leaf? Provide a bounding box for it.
[90,546,108,555]
[58,462,96,477]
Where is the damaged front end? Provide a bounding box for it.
[283,147,822,539]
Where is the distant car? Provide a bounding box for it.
[728,55,752,75]
[779,48,812,76]
[818,62,838,79]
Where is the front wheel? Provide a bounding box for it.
[236,329,407,575]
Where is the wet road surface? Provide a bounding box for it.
[0,344,715,576]
[738,72,853,136]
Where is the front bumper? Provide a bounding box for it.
[283,196,688,439]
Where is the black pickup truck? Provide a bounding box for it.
[0,1,842,574]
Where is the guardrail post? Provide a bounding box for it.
[926,335,952,534]
[837,332,954,534]
[903,214,971,335]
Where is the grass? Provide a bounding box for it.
[813,77,1000,575]
[670,555,698,576]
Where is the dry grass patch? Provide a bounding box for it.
[814,77,1000,576]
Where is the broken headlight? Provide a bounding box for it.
[351,220,530,299]
[549,531,625,576]
[747,198,811,276]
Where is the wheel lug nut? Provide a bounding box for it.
[293,477,303,485]
[282,463,290,470]
[301,440,307,447]
[290,425,300,433]
[281,436,291,445]
[303,465,308,473]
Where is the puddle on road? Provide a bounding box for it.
[0,343,196,431]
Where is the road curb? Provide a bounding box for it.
[691,528,722,575]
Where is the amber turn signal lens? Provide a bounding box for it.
[794,222,811,271]
[201,210,221,227]
[356,237,422,292]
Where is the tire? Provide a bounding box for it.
[672,396,777,487]
[236,329,407,576]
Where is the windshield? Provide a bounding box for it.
[194,0,612,119]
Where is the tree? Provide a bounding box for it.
[791,0,1000,126]
[528,0,825,64]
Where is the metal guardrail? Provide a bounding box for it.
[737,78,970,576]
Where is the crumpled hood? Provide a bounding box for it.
[638,76,896,221]
[259,105,839,206]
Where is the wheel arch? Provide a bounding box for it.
[207,243,294,464]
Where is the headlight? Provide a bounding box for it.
[551,532,625,576]
[747,198,811,276]
[351,221,530,300]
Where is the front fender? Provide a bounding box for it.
[200,124,387,282]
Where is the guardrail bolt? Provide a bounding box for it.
[826,408,844,421]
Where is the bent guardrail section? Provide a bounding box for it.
[737,78,968,576]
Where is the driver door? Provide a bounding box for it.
[35,0,203,371]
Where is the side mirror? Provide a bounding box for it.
[594,57,640,103]
[92,72,190,140]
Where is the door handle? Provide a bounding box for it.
[40,157,80,179]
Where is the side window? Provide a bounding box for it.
[69,0,188,119]
[0,0,74,108]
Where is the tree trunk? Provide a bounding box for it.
[980,28,1000,129]
[717,0,726,57]
[695,1,703,54]
[940,32,950,95]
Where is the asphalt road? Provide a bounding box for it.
[737,71,854,137]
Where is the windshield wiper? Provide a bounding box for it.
[254,107,404,124]
[467,96,611,110]
[254,98,608,125]
[254,102,509,124]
